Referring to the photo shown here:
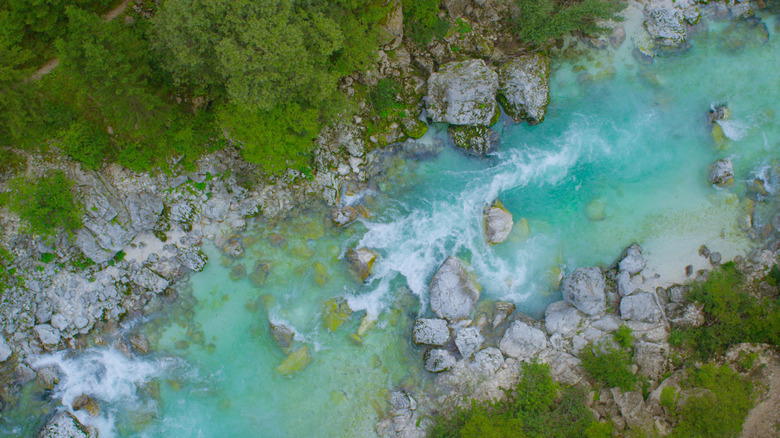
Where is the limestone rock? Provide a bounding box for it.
[129,334,150,354]
[0,334,11,362]
[424,349,457,373]
[34,324,61,349]
[331,206,358,227]
[484,202,513,244]
[633,341,669,380]
[544,301,582,338]
[347,248,378,282]
[248,261,270,288]
[644,2,687,46]
[425,59,499,126]
[497,54,551,124]
[620,292,663,323]
[562,267,607,316]
[498,320,548,360]
[492,301,515,328]
[448,124,499,155]
[455,327,484,359]
[610,388,653,430]
[38,411,97,438]
[429,256,481,321]
[322,297,353,332]
[709,159,734,186]
[470,347,505,375]
[72,394,100,416]
[666,302,705,327]
[619,243,646,275]
[412,318,450,346]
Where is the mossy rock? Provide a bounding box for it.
[400,117,428,139]
[249,262,271,287]
[276,345,312,376]
[229,264,247,281]
[322,297,353,332]
[313,262,330,286]
[712,124,729,150]
[448,124,498,155]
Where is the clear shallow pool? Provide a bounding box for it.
[5,9,779,438]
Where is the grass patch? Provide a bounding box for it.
[5,170,83,237]
[580,342,638,391]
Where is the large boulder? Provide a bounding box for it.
[619,243,646,275]
[484,202,513,244]
[497,54,551,124]
[454,327,484,359]
[38,411,97,438]
[424,348,457,372]
[429,256,481,321]
[412,318,450,346]
[498,320,548,360]
[425,59,499,127]
[347,248,378,282]
[34,324,61,350]
[561,267,607,316]
[620,292,663,323]
[544,301,582,338]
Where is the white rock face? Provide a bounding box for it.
[34,324,61,349]
[498,320,548,360]
[425,59,499,126]
[412,318,450,346]
[429,256,481,321]
[455,327,484,358]
[544,301,583,338]
[484,203,513,244]
[561,267,607,316]
[620,292,663,323]
[498,54,551,124]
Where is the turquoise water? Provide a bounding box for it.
[4,9,780,438]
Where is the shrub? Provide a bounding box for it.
[580,342,638,391]
[60,119,112,169]
[403,0,450,46]
[510,0,625,47]
[370,78,402,117]
[7,170,83,237]
[671,364,755,438]
[612,324,634,349]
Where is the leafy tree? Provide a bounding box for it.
[7,170,83,236]
[60,119,112,169]
[510,0,625,46]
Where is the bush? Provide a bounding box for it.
[7,170,83,237]
[60,119,111,169]
[612,324,634,349]
[430,362,603,438]
[369,78,402,117]
[580,342,638,391]
[674,264,780,359]
[403,0,450,46]
[671,364,755,438]
[510,0,625,47]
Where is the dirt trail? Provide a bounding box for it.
[28,0,131,82]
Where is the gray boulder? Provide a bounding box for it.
[620,292,663,323]
[666,302,705,327]
[619,243,646,275]
[611,389,653,430]
[38,411,97,438]
[347,248,378,282]
[484,202,513,244]
[709,159,734,186]
[498,320,548,360]
[633,341,669,380]
[34,324,61,349]
[0,334,11,362]
[424,349,457,372]
[331,206,358,227]
[561,267,607,316]
[455,327,484,358]
[412,318,450,346]
[644,2,686,46]
[447,124,499,155]
[425,59,499,126]
[470,347,505,375]
[544,301,582,338]
[498,54,551,124]
[429,256,481,321]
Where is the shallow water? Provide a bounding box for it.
[4,9,779,438]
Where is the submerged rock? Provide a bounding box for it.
[423,348,457,372]
[709,159,734,186]
[229,264,247,281]
[38,411,97,438]
[484,201,514,244]
[429,256,481,321]
[322,297,353,332]
[72,394,100,417]
[270,323,296,354]
[425,59,499,127]
[585,198,606,221]
[276,345,312,376]
[498,320,548,360]
[561,267,607,316]
[248,261,271,288]
[346,248,378,282]
[412,318,450,346]
[497,54,551,125]
[331,206,358,227]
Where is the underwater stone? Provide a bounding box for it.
[709,159,734,186]
[229,264,247,281]
[562,267,607,316]
[276,345,312,376]
[585,198,607,221]
[313,262,330,286]
[484,201,513,244]
[270,323,295,354]
[497,54,551,125]
[322,297,353,332]
[429,256,481,321]
[249,261,270,288]
[423,348,457,373]
[222,239,245,259]
[412,318,450,346]
[129,334,150,354]
[347,248,378,282]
